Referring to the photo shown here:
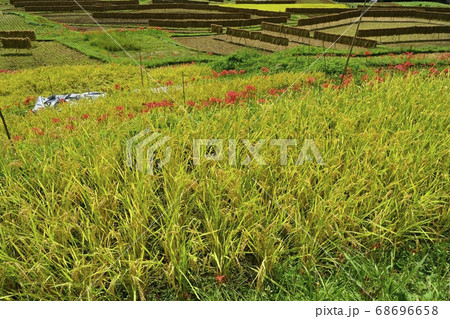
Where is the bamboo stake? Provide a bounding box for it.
[139,52,144,88]
[0,108,11,141]
[182,72,186,109]
[48,76,54,95]
[339,0,368,89]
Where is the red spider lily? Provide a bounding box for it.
[429,67,440,75]
[187,101,196,107]
[81,114,90,120]
[0,69,16,74]
[261,67,270,73]
[238,69,246,74]
[52,118,61,123]
[306,77,316,84]
[165,80,173,86]
[142,100,174,112]
[404,52,414,59]
[32,127,44,135]
[362,74,369,82]
[116,106,124,112]
[128,113,135,119]
[208,97,223,105]
[292,82,301,92]
[114,84,121,90]
[364,51,371,57]
[12,135,22,141]
[258,98,267,104]
[245,85,256,91]
[23,96,33,105]
[395,64,407,71]
[97,114,108,122]
[322,83,330,88]
[65,124,74,131]
[215,275,226,285]
[268,88,278,96]
[225,91,239,104]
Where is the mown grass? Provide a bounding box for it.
[0,41,98,70]
[53,28,213,68]
[0,62,448,300]
[0,13,59,37]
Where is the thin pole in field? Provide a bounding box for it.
[181,72,186,109]
[339,0,367,89]
[48,76,54,95]
[139,52,144,88]
[0,108,11,141]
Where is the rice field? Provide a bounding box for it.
[0,61,448,300]
[0,0,449,302]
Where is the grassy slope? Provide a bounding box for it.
[397,2,450,7]
[0,13,212,70]
[0,62,448,300]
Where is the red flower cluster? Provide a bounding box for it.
[269,88,285,96]
[306,77,316,84]
[32,127,44,136]
[142,100,173,112]
[0,69,16,74]
[97,114,108,122]
[212,69,245,78]
[215,275,226,285]
[394,60,415,72]
[23,96,33,105]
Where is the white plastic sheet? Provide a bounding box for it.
[32,92,106,113]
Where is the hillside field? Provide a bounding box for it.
[0,0,449,302]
